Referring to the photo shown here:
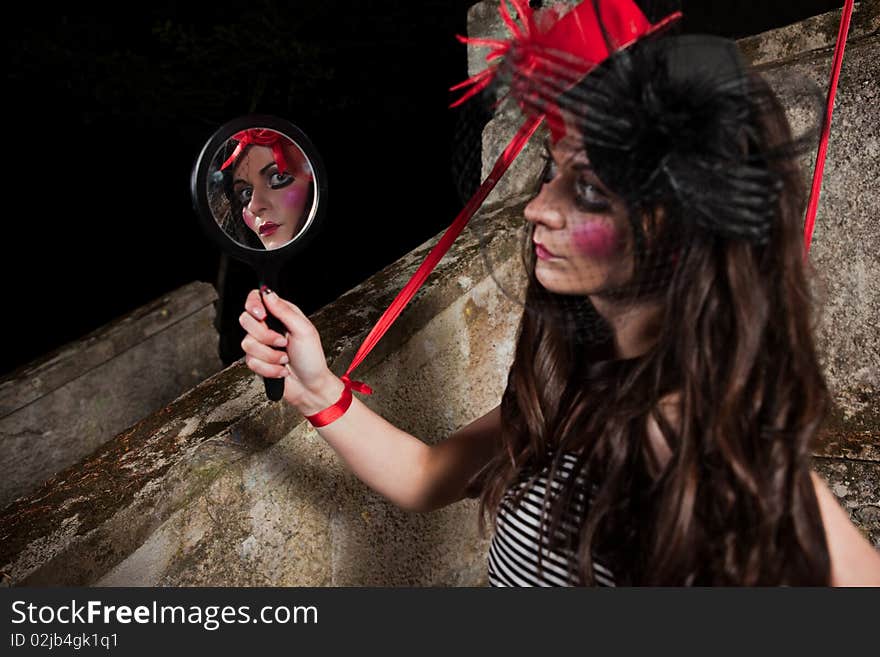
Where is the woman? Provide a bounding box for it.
[210,129,314,250]
[237,2,879,585]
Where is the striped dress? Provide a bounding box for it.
[488,452,616,587]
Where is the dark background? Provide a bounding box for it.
[4,0,841,377]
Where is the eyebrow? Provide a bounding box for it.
[543,137,594,171]
[232,161,278,186]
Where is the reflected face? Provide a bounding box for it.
[231,143,313,250]
[524,131,634,296]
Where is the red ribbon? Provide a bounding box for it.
[220,128,290,175]
[305,375,354,427]
[305,374,375,427]
[803,0,855,256]
[339,114,544,396]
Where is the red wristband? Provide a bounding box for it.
[305,375,371,427]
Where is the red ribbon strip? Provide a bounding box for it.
[340,113,545,395]
[220,129,290,175]
[803,0,855,256]
[305,375,354,427]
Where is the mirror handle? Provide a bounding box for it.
[262,312,287,401]
[257,271,286,402]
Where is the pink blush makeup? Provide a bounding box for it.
[242,208,258,232]
[571,221,621,259]
[283,188,305,208]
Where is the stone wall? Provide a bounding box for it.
[0,282,223,508]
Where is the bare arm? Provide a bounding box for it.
[311,383,501,512]
[419,403,501,511]
[811,471,880,586]
[239,287,501,513]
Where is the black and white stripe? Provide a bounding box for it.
[488,452,616,587]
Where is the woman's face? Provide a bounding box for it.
[231,143,313,250]
[524,132,634,296]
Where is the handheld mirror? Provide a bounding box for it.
[191,115,327,401]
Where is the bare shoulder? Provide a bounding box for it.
[810,471,880,586]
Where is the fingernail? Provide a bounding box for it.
[274,337,287,347]
[252,306,264,319]
[279,354,289,364]
[260,285,275,297]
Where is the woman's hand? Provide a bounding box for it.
[239,288,344,414]
[241,288,499,514]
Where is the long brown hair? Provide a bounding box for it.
[476,70,832,585]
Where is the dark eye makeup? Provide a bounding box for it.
[267,167,295,189]
[234,185,253,205]
[540,153,558,184]
[540,149,611,213]
[574,178,611,212]
[232,167,296,205]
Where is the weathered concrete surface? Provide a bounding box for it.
[738,0,879,67]
[98,256,523,586]
[0,282,223,508]
[0,202,525,587]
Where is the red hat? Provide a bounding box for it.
[451,0,681,141]
[220,128,290,174]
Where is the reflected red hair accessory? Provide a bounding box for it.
[220,128,290,174]
[450,0,681,141]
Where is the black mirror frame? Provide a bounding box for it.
[190,113,328,278]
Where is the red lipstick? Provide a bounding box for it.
[534,242,558,260]
[259,222,280,237]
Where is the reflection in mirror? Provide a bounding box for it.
[207,128,316,250]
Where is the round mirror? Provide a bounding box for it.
[191,115,327,401]
[191,115,327,265]
[207,128,317,250]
